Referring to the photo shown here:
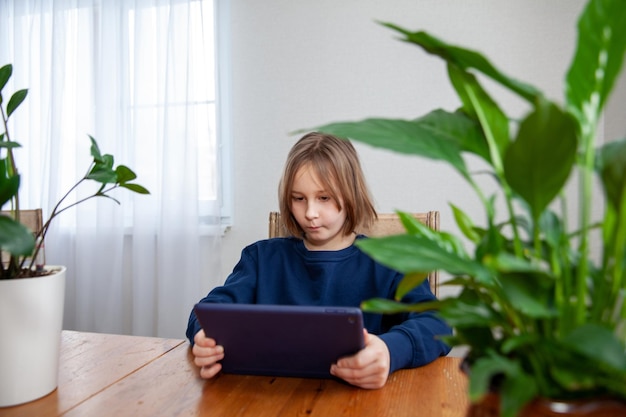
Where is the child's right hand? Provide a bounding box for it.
[192,329,225,379]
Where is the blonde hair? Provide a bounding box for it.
[278,132,377,238]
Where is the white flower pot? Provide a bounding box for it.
[0,266,66,407]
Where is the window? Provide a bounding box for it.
[1,0,232,229]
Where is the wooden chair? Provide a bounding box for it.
[1,209,44,265]
[268,211,440,296]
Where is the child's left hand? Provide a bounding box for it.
[330,329,390,389]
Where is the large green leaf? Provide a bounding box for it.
[314,111,475,180]
[565,0,626,127]
[0,215,35,256]
[418,109,490,163]
[362,291,504,333]
[381,22,542,104]
[504,102,578,220]
[356,234,492,283]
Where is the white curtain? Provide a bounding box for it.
[0,0,223,339]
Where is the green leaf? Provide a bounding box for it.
[87,164,117,183]
[395,272,428,301]
[440,276,474,287]
[468,354,515,401]
[101,154,114,168]
[89,135,104,162]
[450,203,481,243]
[453,326,496,353]
[381,22,542,103]
[484,252,547,275]
[474,196,506,260]
[420,110,490,163]
[0,158,20,207]
[598,138,626,211]
[396,211,439,240]
[0,215,36,257]
[85,136,149,194]
[314,112,475,180]
[7,89,27,117]
[504,101,578,220]
[498,272,557,319]
[539,209,565,249]
[439,299,501,329]
[115,165,137,183]
[499,372,538,417]
[356,234,492,283]
[566,0,626,127]
[120,183,150,194]
[549,362,598,392]
[542,339,616,392]
[448,64,509,163]
[501,334,538,354]
[0,64,12,92]
[394,211,424,235]
[0,172,20,208]
[360,297,441,314]
[0,141,21,150]
[397,210,469,255]
[468,354,537,417]
[562,324,626,371]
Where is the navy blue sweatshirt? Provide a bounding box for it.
[186,236,452,374]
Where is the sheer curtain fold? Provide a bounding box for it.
[0,0,221,338]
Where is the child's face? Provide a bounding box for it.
[290,165,354,251]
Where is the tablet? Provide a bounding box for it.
[193,303,365,378]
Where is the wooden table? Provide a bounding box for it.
[0,331,469,417]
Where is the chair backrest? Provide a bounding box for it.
[1,209,44,265]
[268,211,440,296]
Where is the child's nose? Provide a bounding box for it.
[305,203,319,219]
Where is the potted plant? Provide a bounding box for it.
[0,63,149,407]
[312,0,626,415]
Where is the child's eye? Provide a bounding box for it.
[291,196,304,202]
[319,196,331,202]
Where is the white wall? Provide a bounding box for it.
[215,0,621,298]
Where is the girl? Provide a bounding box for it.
[187,132,451,389]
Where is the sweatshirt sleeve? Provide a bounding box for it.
[378,279,452,373]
